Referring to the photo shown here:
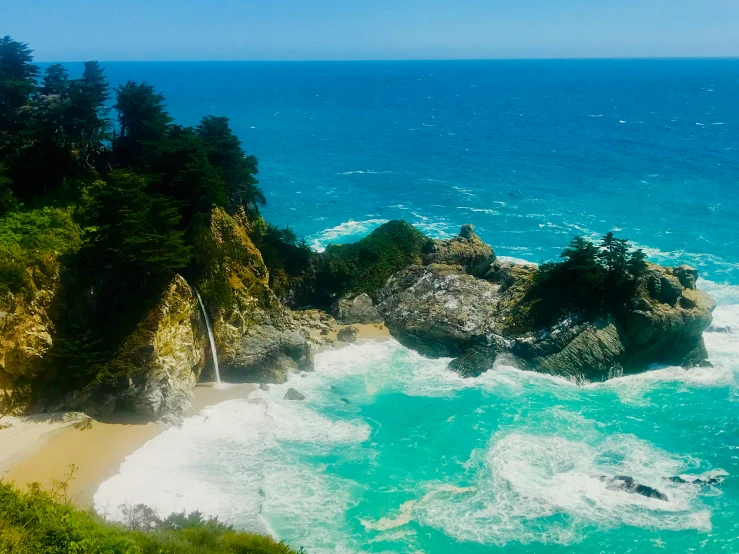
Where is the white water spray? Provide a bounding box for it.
[194,288,221,385]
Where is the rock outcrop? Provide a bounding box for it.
[377,263,501,357]
[332,293,382,325]
[105,275,207,418]
[0,258,61,392]
[423,224,496,277]
[376,229,715,382]
[198,207,316,384]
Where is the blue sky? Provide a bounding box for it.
[6,0,739,61]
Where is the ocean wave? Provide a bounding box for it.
[415,430,711,546]
[336,170,392,175]
[308,218,389,251]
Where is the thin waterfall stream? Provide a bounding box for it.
[193,288,221,385]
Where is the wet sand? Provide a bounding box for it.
[0,383,256,507]
[0,324,389,508]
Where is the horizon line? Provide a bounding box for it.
[36,55,739,64]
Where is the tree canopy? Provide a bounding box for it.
[0,36,267,396]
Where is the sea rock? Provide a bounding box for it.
[332,293,382,325]
[423,224,496,277]
[600,475,668,501]
[447,341,502,377]
[484,260,536,292]
[512,316,627,381]
[376,251,713,381]
[284,388,305,401]
[674,265,698,290]
[376,263,501,357]
[337,326,359,343]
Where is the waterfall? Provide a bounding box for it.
[193,288,221,385]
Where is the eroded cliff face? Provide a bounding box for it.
[376,226,716,382]
[105,275,208,419]
[0,258,60,393]
[196,207,315,383]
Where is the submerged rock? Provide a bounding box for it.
[600,475,668,501]
[284,388,306,401]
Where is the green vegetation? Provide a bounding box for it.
[517,232,648,330]
[0,36,271,398]
[0,481,301,553]
[312,220,433,306]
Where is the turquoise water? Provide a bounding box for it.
[91,60,739,552]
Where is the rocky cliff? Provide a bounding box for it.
[376,225,715,381]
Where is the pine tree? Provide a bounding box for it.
[112,81,173,168]
[0,36,39,134]
[41,64,69,96]
[197,116,264,211]
[628,248,648,277]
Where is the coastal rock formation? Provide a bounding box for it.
[0,258,60,391]
[375,227,715,382]
[332,293,382,325]
[376,263,501,357]
[423,224,496,277]
[105,275,207,418]
[41,275,208,419]
[198,207,315,384]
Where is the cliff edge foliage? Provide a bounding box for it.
[0,481,300,553]
[0,36,299,408]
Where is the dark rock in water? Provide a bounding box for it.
[669,469,728,486]
[332,293,382,325]
[448,343,500,378]
[337,326,359,343]
[284,388,305,401]
[259,383,270,391]
[423,224,496,278]
[600,475,668,501]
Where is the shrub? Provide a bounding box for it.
[0,207,82,296]
[0,481,302,553]
[313,220,433,306]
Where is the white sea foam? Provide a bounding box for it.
[337,169,392,175]
[414,431,711,546]
[309,218,389,251]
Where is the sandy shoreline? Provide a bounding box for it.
[0,324,389,508]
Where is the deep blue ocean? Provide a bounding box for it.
[91,60,739,553]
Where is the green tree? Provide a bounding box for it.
[150,125,226,227]
[0,36,39,135]
[628,248,648,277]
[112,81,173,168]
[599,231,630,281]
[83,171,191,282]
[66,61,110,165]
[197,115,264,211]
[41,63,69,96]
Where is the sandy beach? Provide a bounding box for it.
[0,324,389,508]
[0,383,257,507]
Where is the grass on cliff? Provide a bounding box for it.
[313,220,433,306]
[0,481,301,554]
[0,207,82,297]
